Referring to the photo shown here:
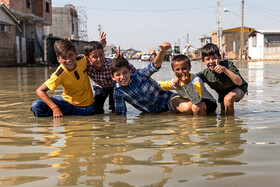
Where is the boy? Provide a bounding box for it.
[110,42,183,115]
[196,43,248,116]
[160,55,217,116]
[84,39,136,114]
[31,40,95,117]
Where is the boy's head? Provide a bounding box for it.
[201,43,221,71]
[171,55,191,79]
[110,56,132,86]
[54,39,77,71]
[84,41,104,71]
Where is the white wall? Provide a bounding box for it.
[248,33,264,60]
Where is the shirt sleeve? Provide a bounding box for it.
[181,77,202,104]
[226,60,241,75]
[114,88,127,115]
[44,73,61,91]
[129,63,137,74]
[159,80,174,91]
[138,61,159,77]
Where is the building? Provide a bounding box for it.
[0,3,21,66]
[44,4,79,40]
[248,30,280,60]
[198,36,211,48]
[211,27,254,59]
[0,0,52,64]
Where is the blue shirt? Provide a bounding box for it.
[114,62,174,115]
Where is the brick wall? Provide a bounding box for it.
[0,0,52,24]
[0,26,17,66]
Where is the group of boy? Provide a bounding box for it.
[31,33,248,118]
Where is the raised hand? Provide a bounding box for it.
[213,60,226,74]
[99,32,107,48]
[172,76,182,88]
[158,42,171,51]
[113,46,123,58]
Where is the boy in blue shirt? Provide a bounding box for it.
[109,42,183,115]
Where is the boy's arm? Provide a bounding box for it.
[182,77,203,104]
[114,89,127,115]
[159,80,173,91]
[152,42,171,69]
[214,61,242,86]
[36,83,63,118]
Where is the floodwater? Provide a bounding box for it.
[0,60,280,187]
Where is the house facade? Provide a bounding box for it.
[248,30,280,60]
[211,27,254,59]
[0,3,21,66]
[0,0,52,64]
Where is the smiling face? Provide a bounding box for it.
[202,54,221,71]
[88,49,105,71]
[57,50,77,71]
[172,60,191,79]
[111,66,132,86]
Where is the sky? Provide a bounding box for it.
[52,0,280,52]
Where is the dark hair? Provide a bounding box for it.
[54,40,76,57]
[109,56,130,75]
[201,43,221,60]
[171,55,191,70]
[83,41,103,57]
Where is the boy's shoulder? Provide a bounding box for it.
[76,54,87,62]
[55,66,64,77]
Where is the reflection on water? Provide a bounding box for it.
[0,61,280,186]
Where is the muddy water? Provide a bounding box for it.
[0,60,280,186]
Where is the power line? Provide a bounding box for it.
[52,3,239,12]
[245,2,280,22]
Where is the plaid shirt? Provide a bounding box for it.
[87,58,136,89]
[114,62,174,115]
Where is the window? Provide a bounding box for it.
[46,2,49,13]
[253,35,257,47]
[0,24,10,33]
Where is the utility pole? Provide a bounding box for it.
[217,0,223,54]
[240,0,244,63]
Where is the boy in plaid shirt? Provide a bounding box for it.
[109,42,183,115]
[84,33,136,114]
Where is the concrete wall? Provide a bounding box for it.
[44,6,78,40]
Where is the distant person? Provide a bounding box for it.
[196,43,248,116]
[31,39,95,117]
[84,32,137,114]
[160,54,217,116]
[109,42,183,115]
